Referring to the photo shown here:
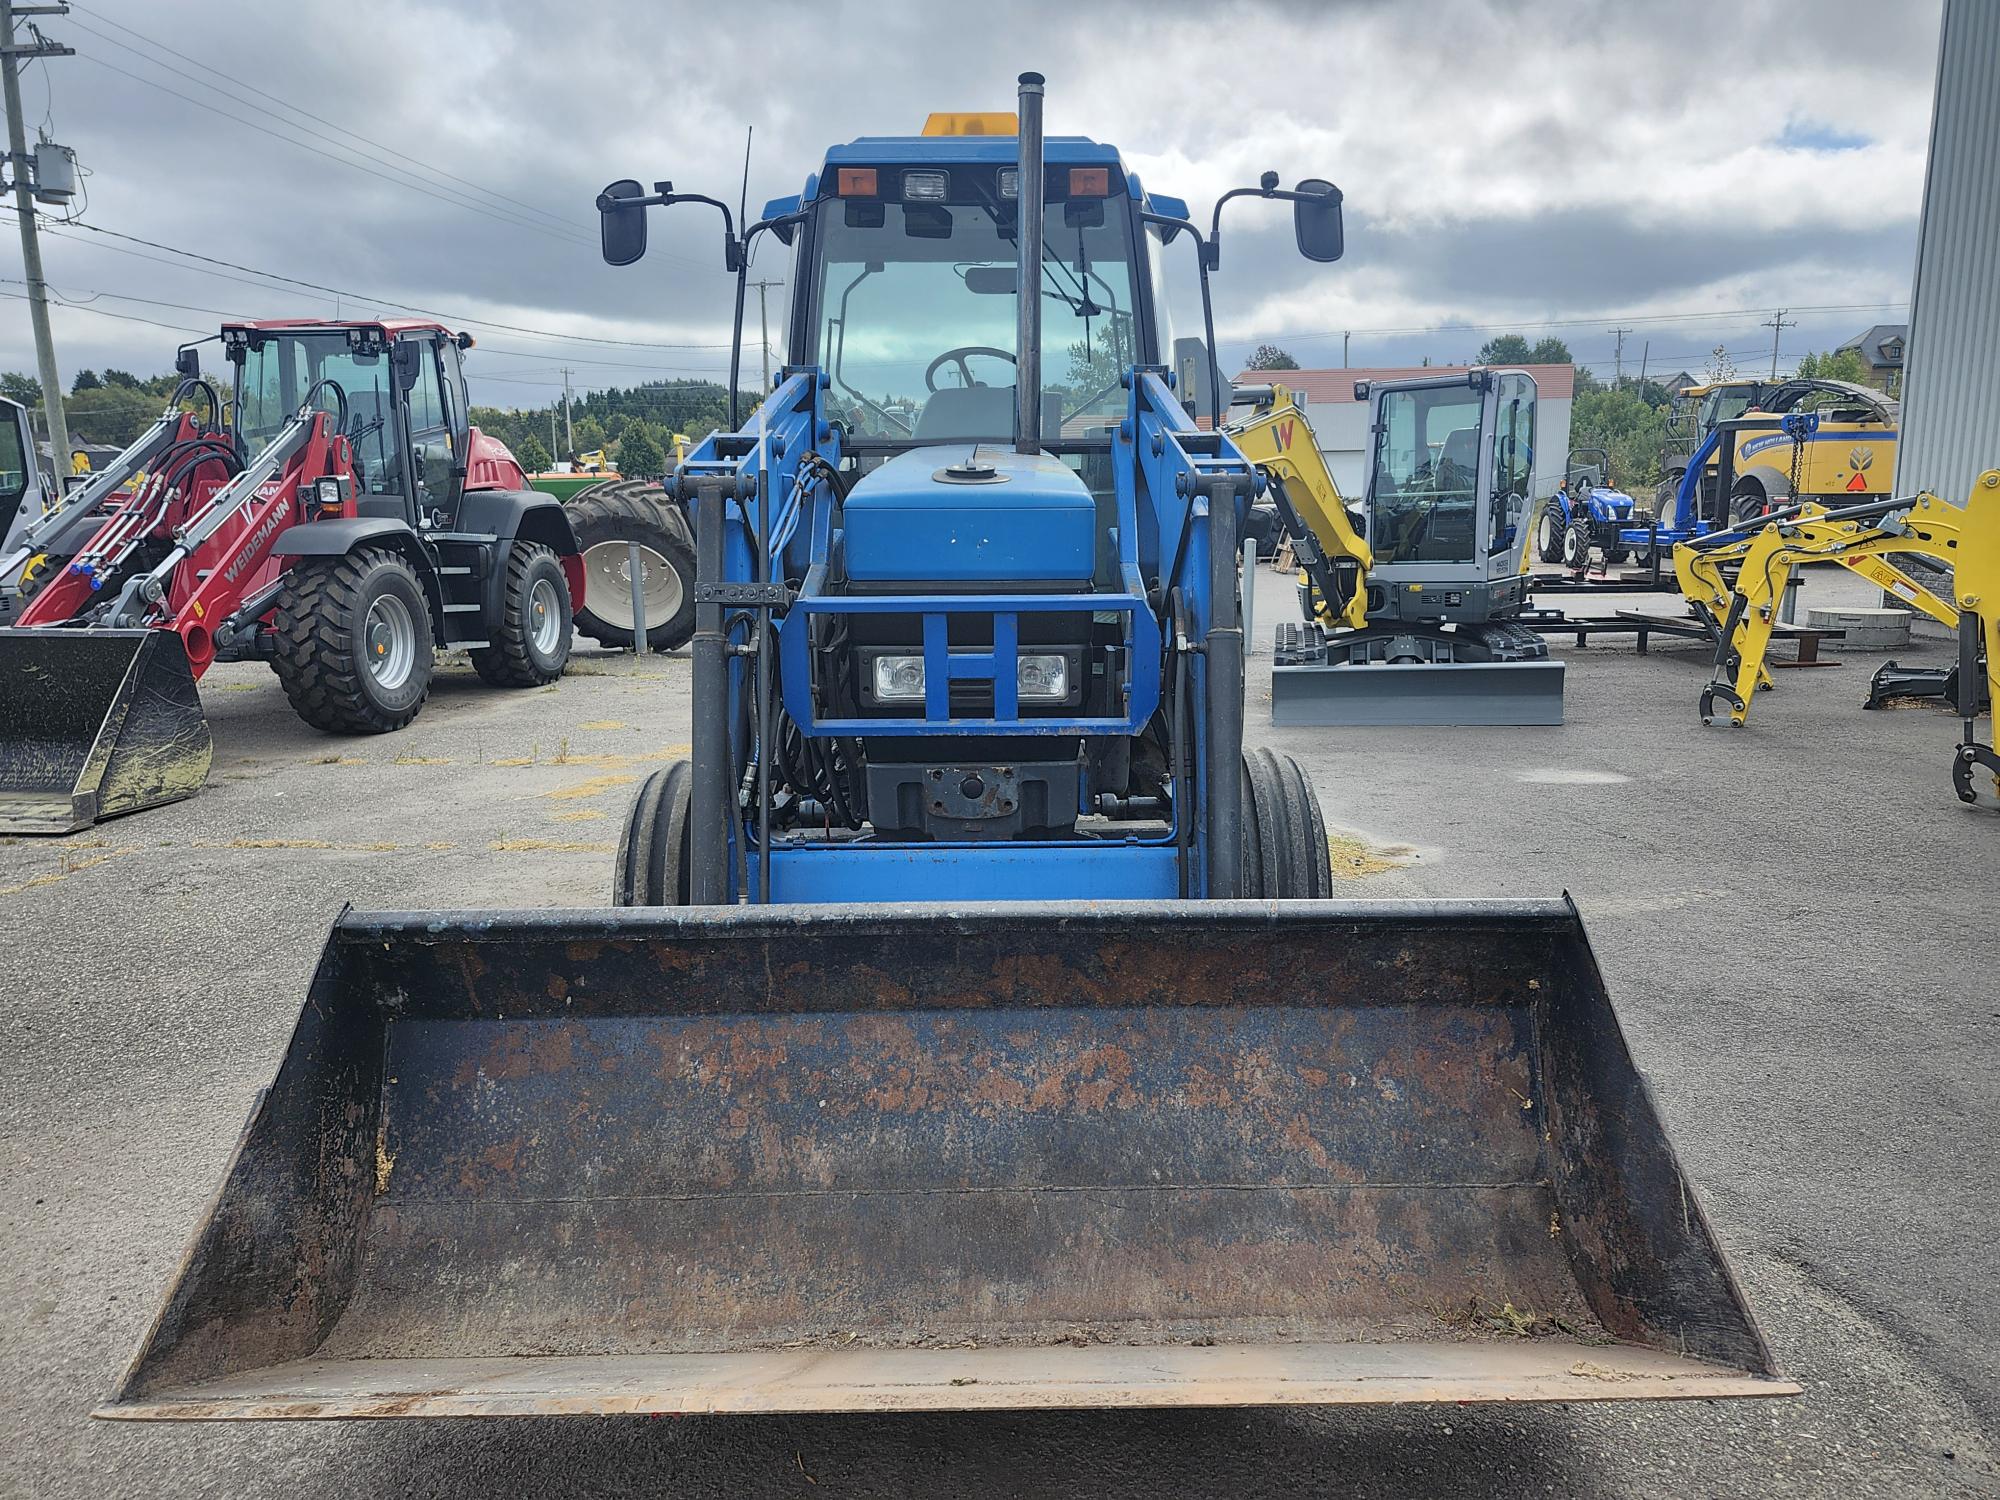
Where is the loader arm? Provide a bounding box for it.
[1224,385,1370,630]
[0,402,210,586]
[1698,473,2000,801]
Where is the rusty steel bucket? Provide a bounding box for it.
[0,627,211,834]
[99,900,1795,1420]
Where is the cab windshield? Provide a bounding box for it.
[811,191,1139,444]
[1368,385,1484,565]
[235,332,400,494]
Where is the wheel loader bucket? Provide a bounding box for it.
[0,627,212,835]
[100,901,1794,1421]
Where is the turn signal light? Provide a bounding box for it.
[836,167,878,196]
[1068,167,1109,197]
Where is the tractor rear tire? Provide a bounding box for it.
[273,547,434,734]
[568,480,696,652]
[1239,747,1332,899]
[615,759,694,906]
[1535,504,1566,562]
[472,541,572,687]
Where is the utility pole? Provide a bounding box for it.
[1608,326,1633,384]
[1637,340,1649,390]
[748,279,782,388]
[1342,330,1350,368]
[1761,309,1795,378]
[2,2,74,473]
[559,367,574,455]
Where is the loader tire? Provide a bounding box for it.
[1240,747,1332,899]
[615,758,694,906]
[1535,504,1566,563]
[568,481,696,652]
[472,542,572,687]
[273,547,434,735]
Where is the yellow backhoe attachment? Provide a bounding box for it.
[1225,384,1371,630]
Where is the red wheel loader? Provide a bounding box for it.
[0,320,584,834]
[98,77,1794,1425]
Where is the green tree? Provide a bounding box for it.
[1244,344,1299,371]
[571,415,607,457]
[101,368,142,389]
[0,371,39,405]
[513,431,552,473]
[1570,387,1668,490]
[618,424,667,479]
[65,385,158,445]
[1477,334,1572,366]
[1476,334,1533,365]
[1794,348,1870,384]
[71,368,101,393]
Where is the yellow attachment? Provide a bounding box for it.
[921,111,1018,137]
[1697,472,1999,734]
[1223,384,1372,630]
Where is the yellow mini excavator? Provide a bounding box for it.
[1677,470,1999,804]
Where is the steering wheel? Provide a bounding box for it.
[925,346,1016,393]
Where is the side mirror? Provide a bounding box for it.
[1293,179,1344,263]
[598,178,648,267]
[175,345,200,381]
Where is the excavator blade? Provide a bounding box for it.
[1270,659,1567,727]
[99,901,1794,1421]
[0,628,213,834]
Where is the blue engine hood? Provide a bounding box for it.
[842,446,1097,584]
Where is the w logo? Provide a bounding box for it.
[1277,419,1294,450]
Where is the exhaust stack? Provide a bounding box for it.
[1014,71,1044,455]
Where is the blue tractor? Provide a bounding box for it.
[601,81,1350,904]
[1537,446,1653,569]
[100,75,1789,1425]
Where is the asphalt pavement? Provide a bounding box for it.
[2,566,1994,1499]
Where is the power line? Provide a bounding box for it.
[71,50,598,251]
[1262,300,1908,344]
[7,209,737,351]
[67,1,581,236]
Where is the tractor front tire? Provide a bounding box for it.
[472,541,572,688]
[1239,748,1332,899]
[1535,504,1566,563]
[1561,519,1593,571]
[568,481,696,652]
[273,547,435,734]
[615,759,694,906]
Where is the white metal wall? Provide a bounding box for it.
[1894,0,2000,505]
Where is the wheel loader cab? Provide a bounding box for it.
[228,323,471,528]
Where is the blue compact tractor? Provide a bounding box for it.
[1537,446,1653,568]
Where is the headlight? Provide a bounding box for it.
[314,475,343,513]
[872,654,927,703]
[1015,653,1069,703]
[903,170,948,202]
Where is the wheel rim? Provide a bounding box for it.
[364,593,417,690]
[528,575,562,655]
[582,541,682,629]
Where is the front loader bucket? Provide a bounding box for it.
[101,901,1793,1421]
[1271,659,1567,726]
[0,628,212,834]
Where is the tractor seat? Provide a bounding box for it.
[914,386,1063,443]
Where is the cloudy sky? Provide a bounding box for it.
[2,0,1943,412]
